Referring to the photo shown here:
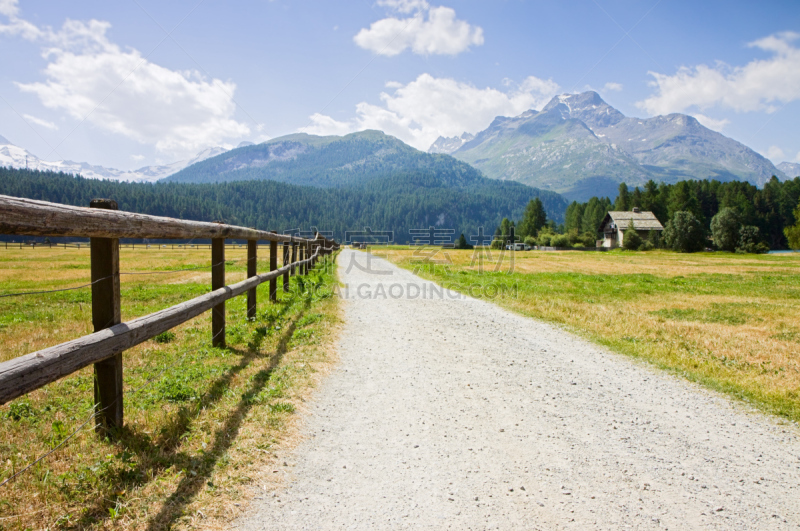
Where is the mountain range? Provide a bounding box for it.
[164,129,568,223]
[779,162,800,178]
[0,134,246,183]
[431,91,789,200]
[2,91,797,206]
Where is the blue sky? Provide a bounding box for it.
[1,0,799,170]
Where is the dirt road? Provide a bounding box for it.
[238,250,800,530]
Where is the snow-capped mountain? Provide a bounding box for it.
[428,132,475,155]
[438,91,788,200]
[778,162,800,178]
[0,135,229,183]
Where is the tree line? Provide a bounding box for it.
[0,166,565,245]
[495,177,800,251]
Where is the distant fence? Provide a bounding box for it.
[2,242,306,250]
[0,195,338,435]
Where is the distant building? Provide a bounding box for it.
[598,208,664,248]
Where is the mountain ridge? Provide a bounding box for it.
[0,135,230,183]
[435,91,787,200]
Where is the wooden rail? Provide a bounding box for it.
[0,195,338,434]
[0,194,306,243]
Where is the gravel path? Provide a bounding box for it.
[238,250,800,530]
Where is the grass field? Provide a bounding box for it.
[377,246,800,422]
[0,247,340,530]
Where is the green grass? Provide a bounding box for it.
[0,248,340,530]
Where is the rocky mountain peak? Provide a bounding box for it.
[428,132,476,155]
[538,91,625,130]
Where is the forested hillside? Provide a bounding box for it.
[165,130,492,190]
[0,167,567,243]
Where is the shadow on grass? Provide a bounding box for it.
[70,287,314,529]
[144,307,305,530]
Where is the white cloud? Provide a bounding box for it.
[637,32,800,116]
[0,0,43,40]
[764,145,785,162]
[23,113,58,130]
[130,154,145,161]
[692,113,730,132]
[2,3,249,157]
[603,82,623,92]
[301,73,559,150]
[354,2,483,56]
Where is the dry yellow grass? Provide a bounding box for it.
[0,247,340,530]
[380,247,800,421]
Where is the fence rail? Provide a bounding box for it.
[0,194,338,435]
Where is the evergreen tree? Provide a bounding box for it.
[631,187,643,209]
[622,220,642,250]
[668,181,702,221]
[517,197,547,238]
[581,197,610,234]
[564,201,584,233]
[453,233,473,249]
[613,183,631,211]
[663,211,705,253]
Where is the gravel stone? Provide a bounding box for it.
[237,250,800,530]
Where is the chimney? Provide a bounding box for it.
[632,207,640,213]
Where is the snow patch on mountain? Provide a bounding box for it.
[427,132,476,154]
[0,136,229,182]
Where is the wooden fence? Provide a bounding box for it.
[0,195,338,435]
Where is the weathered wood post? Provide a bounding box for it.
[89,199,123,435]
[298,242,304,275]
[247,240,257,319]
[269,232,278,302]
[212,238,225,348]
[291,240,298,276]
[283,239,290,292]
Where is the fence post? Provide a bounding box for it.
[212,238,225,348]
[247,240,257,319]
[291,240,298,276]
[304,241,311,275]
[299,242,305,275]
[269,233,278,302]
[89,199,123,436]
[283,239,290,292]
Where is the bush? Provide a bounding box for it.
[663,211,705,253]
[622,223,642,250]
[551,234,570,248]
[523,236,536,247]
[736,225,770,254]
[647,230,661,249]
[490,239,504,250]
[639,240,655,251]
[536,232,553,247]
[580,232,598,247]
[784,200,800,250]
[710,207,741,252]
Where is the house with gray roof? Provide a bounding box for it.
[598,208,664,248]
